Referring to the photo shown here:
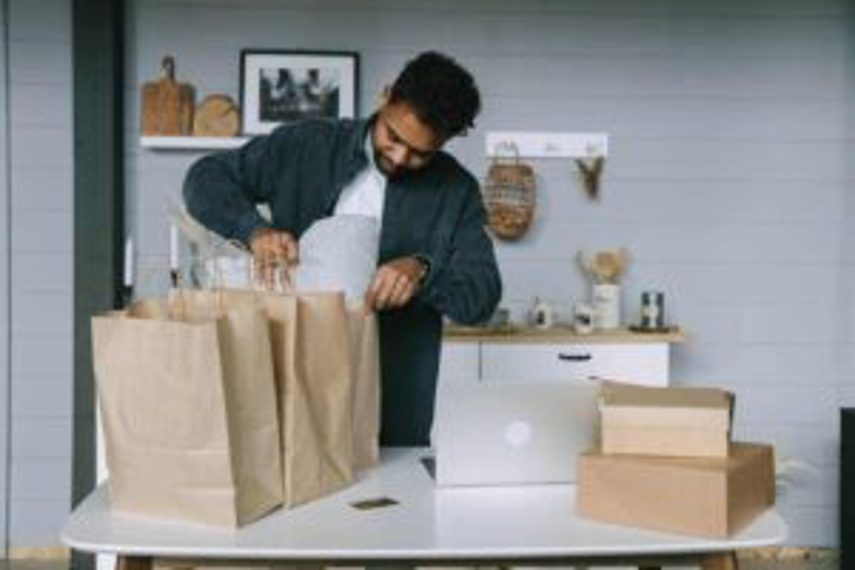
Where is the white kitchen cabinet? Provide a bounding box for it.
[481,342,669,386]
[439,327,684,388]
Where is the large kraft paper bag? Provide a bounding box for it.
[91,297,283,527]
[347,306,380,471]
[182,289,378,506]
[282,291,354,505]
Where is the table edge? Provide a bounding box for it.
[59,516,787,561]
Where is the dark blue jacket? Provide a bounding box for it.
[183,117,502,445]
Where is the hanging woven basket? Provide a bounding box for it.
[482,143,536,240]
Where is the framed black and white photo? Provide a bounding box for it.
[240,50,359,135]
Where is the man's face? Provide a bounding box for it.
[371,101,445,179]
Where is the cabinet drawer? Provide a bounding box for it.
[480,343,669,386]
[438,341,480,385]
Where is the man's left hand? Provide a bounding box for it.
[365,256,426,311]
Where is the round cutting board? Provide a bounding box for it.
[193,94,240,137]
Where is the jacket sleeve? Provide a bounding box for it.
[417,177,503,325]
[182,130,289,245]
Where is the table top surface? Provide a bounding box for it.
[62,448,786,562]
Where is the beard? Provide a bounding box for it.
[375,150,404,180]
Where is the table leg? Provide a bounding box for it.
[701,551,739,570]
[116,555,153,570]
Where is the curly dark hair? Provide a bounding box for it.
[388,51,481,140]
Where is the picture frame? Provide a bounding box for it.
[239,49,359,135]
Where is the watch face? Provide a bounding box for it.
[414,255,430,281]
[194,95,240,137]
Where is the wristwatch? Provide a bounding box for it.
[413,254,432,285]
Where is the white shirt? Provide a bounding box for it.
[333,134,386,222]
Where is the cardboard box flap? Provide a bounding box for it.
[601,380,732,408]
[600,380,732,430]
[581,442,772,473]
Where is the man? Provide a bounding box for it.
[183,51,502,445]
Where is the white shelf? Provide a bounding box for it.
[486,131,608,158]
[140,136,250,150]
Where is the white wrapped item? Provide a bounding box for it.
[204,255,253,289]
[171,202,379,299]
[295,215,379,303]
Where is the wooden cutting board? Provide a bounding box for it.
[193,94,240,137]
[140,55,195,136]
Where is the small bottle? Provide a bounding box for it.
[531,297,553,329]
[573,302,594,335]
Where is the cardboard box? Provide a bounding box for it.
[600,381,732,458]
[577,442,775,538]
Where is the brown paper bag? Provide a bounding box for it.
[347,306,380,471]
[280,291,355,506]
[180,289,374,507]
[91,297,283,527]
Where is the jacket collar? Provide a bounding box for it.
[347,115,376,169]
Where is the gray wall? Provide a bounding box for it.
[5,0,73,548]
[121,0,847,548]
[0,0,10,554]
[846,5,855,414]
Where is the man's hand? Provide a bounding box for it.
[249,227,299,289]
[365,256,427,311]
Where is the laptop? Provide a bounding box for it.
[432,381,599,487]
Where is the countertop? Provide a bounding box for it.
[443,325,685,344]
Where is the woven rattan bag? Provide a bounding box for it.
[483,144,536,240]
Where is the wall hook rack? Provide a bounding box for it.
[485,131,608,200]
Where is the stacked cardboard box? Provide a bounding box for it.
[599,382,732,457]
[577,381,775,538]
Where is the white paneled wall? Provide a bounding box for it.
[121,0,851,547]
[0,0,9,553]
[6,0,73,547]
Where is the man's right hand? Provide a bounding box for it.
[249,227,299,289]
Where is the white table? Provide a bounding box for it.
[62,448,787,570]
